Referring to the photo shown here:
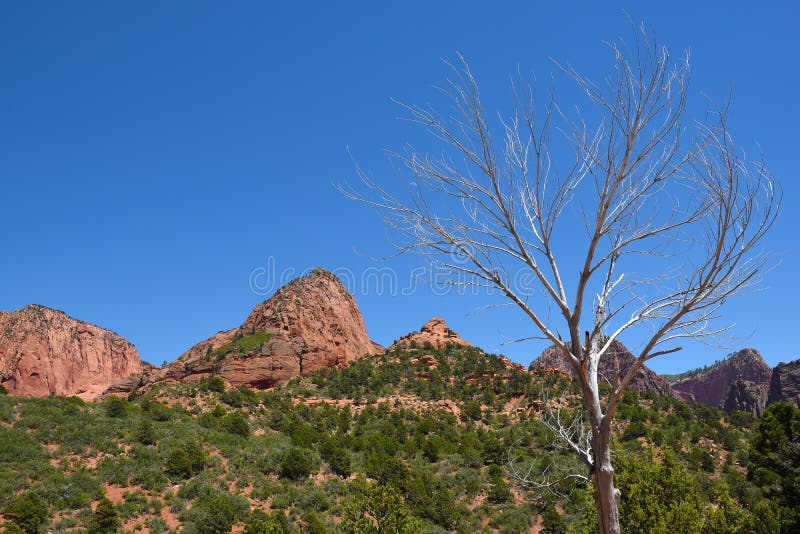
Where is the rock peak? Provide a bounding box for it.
[670,348,772,412]
[158,268,378,390]
[0,305,142,400]
[391,317,471,350]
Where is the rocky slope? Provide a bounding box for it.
[767,358,800,408]
[669,348,772,412]
[390,317,471,350]
[530,340,672,396]
[121,268,380,391]
[0,305,142,400]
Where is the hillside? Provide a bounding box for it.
[0,341,782,533]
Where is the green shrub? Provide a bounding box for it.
[105,396,127,418]
[2,522,25,534]
[325,447,351,478]
[135,418,157,445]
[3,492,48,533]
[342,476,422,533]
[87,498,120,534]
[184,492,249,534]
[279,447,314,480]
[201,376,226,393]
[221,413,250,438]
[244,509,290,534]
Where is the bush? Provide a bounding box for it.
[221,413,250,438]
[279,447,314,480]
[135,418,157,445]
[88,498,120,534]
[164,439,206,479]
[3,492,48,533]
[325,447,352,478]
[244,510,290,534]
[184,492,249,534]
[201,376,226,393]
[105,396,127,418]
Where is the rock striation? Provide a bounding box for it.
[118,268,380,391]
[0,305,142,400]
[669,348,772,411]
[390,317,471,350]
[530,340,672,396]
[767,358,800,408]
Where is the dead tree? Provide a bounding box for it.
[342,24,780,534]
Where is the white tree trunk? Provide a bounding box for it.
[592,426,621,534]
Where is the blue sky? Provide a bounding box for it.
[1,1,797,373]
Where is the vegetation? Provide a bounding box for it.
[211,331,273,359]
[0,343,793,532]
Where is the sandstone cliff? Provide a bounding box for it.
[669,348,772,411]
[135,268,379,390]
[0,305,142,400]
[767,358,800,408]
[530,340,672,396]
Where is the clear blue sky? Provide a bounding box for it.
[1,1,797,373]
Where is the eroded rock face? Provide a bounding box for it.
[767,358,800,408]
[722,380,769,416]
[0,305,142,400]
[531,341,672,396]
[390,317,471,350]
[154,268,379,389]
[670,348,772,409]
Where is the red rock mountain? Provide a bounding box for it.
[150,268,380,389]
[669,348,772,412]
[531,340,672,396]
[390,317,471,350]
[0,305,142,400]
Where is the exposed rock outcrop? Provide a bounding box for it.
[0,305,142,400]
[669,348,771,410]
[390,317,471,350]
[109,268,380,392]
[722,380,770,416]
[530,341,672,396]
[767,358,800,408]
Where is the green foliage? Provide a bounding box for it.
[747,401,800,532]
[201,376,226,393]
[3,492,48,533]
[164,439,207,479]
[341,476,422,534]
[135,417,157,445]
[88,497,120,534]
[212,331,273,358]
[0,343,786,533]
[244,510,291,534]
[2,522,25,534]
[104,396,127,418]
[221,412,250,437]
[279,447,314,480]
[540,503,567,534]
[184,491,249,534]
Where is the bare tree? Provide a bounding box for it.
[342,24,780,534]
